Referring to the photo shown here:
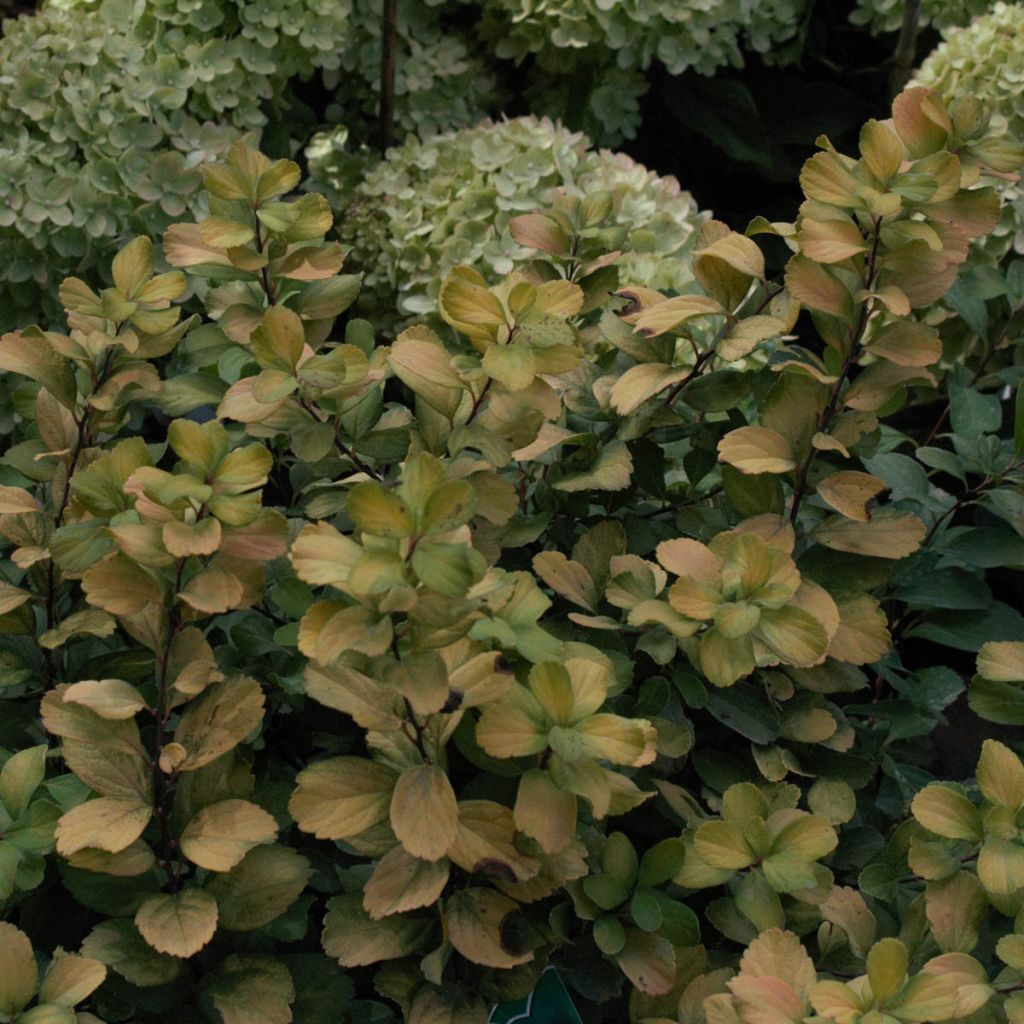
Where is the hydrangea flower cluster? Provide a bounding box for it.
[0,0,351,327]
[913,2,1024,254]
[475,0,811,142]
[849,0,991,34]
[479,0,809,76]
[310,115,707,323]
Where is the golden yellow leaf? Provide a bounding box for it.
[388,327,465,419]
[55,797,152,856]
[860,119,905,180]
[616,928,677,996]
[632,295,723,338]
[695,227,766,310]
[867,320,942,367]
[911,785,982,841]
[82,555,163,616]
[514,770,577,855]
[178,566,244,614]
[718,427,795,475]
[180,799,278,872]
[135,888,218,958]
[449,800,539,881]
[173,676,265,771]
[797,217,868,264]
[390,765,458,861]
[445,888,533,969]
[718,315,787,362]
[813,510,925,559]
[0,486,41,513]
[866,937,907,1003]
[784,255,851,317]
[532,551,597,612]
[347,483,414,539]
[976,739,1024,810]
[609,362,688,414]
[816,471,887,522]
[37,951,107,1006]
[289,757,397,840]
[0,923,37,1018]
[62,679,147,720]
[69,842,156,877]
[977,642,1024,683]
[362,845,450,920]
[162,518,222,558]
[828,595,891,665]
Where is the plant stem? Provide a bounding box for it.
[299,399,381,480]
[661,284,780,408]
[253,217,276,305]
[789,218,882,523]
[152,559,185,891]
[890,0,920,94]
[466,378,492,425]
[379,0,398,152]
[42,347,115,687]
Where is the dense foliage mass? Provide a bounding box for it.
[0,78,1023,1023]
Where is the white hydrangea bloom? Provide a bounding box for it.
[309,115,708,325]
[913,2,1024,253]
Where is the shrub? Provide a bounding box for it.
[0,89,1023,1023]
[312,114,706,323]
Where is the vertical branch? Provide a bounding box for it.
[41,347,114,687]
[789,218,883,523]
[891,0,921,95]
[379,0,399,152]
[152,559,186,891]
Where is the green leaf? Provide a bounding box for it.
[208,956,295,1024]
[80,920,182,987]
[705,685,780,743]
[206,845,312,931]
[629,890,664,932]
[321,894,432,967]
[295,275,362,320]
[949,384,1002,438]
[582,874,630,910]
[594,915,626,955]
[0,746,46,820]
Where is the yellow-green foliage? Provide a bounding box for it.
[0,90,1023,1023]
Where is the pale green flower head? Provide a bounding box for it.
[913,3,1024,254]
[0,0,353,327]
[849,0,991,34]
[314,114,706,327]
